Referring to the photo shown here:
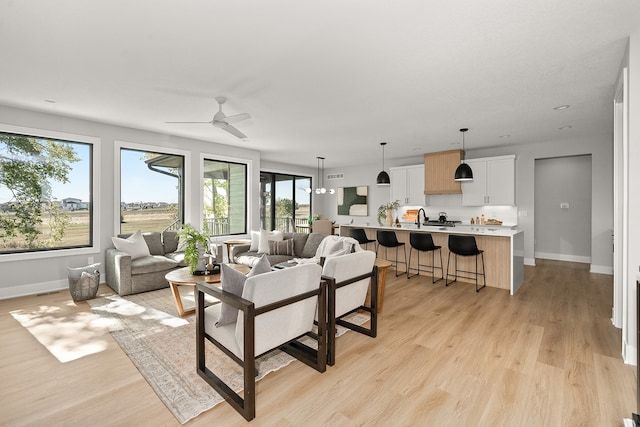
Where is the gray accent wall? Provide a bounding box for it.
[534,155,593,262]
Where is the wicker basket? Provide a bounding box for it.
[68,271,100,301]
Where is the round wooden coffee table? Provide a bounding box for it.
[166,264,250,317]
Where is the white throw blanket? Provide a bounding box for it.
[293,235,362,264]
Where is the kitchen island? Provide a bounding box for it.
[340,224,524,295]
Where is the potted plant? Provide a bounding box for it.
[377,200,400,226]
[177,223,210,274]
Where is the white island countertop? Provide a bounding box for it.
[359,224,521,237]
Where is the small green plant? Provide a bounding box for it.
[177,223,209,274]
[377,200,400,226]
[308,213,322,225]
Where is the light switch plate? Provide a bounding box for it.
[560,202,569,209]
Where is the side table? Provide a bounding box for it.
[374,258,392,313]
[223,239,251,262]
[165,265,250,317]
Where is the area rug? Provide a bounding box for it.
[88,287,368,424]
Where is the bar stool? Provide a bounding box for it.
[376,230,407,277]
[445,235,486,292]
[408,232,443,283]
[349,228,377,251]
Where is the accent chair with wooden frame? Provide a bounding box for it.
[321,250,378,366]
[195,263,327,421]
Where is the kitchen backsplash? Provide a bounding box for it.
[396,194,519,226]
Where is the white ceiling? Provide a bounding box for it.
[0,1,638,169]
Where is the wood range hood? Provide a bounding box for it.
[424,149,463,195]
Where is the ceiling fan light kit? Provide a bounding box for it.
[165,96,251,139]
[376,142,391,186]
[454,128,474,182]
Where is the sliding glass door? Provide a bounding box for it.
[260,172,311,232]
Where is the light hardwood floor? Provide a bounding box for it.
[0,259,636,426]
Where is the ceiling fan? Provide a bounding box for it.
[166,96,251,139]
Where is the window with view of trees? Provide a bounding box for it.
[203,158,247,236]
[119,148,184,234]
[0,130,93,254]
[260,172,311,232]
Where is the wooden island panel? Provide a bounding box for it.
[342,225,512,291]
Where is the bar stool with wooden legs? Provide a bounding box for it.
[445,234,486,292]
[407,232,443,282]
[376,230,408,277]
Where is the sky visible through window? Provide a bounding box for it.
[0,141,91,204]
[0,145,179,205]
[120,150,179,204]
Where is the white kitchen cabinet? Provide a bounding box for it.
[390,164,425,205]
[462,155,515,206]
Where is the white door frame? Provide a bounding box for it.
[612,68,628,335]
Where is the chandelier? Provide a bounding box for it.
[306,156,335,195]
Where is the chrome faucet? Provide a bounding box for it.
[416,208,426,229]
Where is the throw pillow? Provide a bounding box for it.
[216,255,271,327]
[112,230,151,260]
[176,234,188,252]
[269,238,295,256]
[301,233,327,258]
[67,262,101,279]
[258,229,283,254]
[249,230,260,252]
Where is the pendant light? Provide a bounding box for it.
[306,156,335,195]
[454,128,473,181]
[376,142,391,186]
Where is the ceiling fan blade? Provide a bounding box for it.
[222,112,251,124]
[222,124,248,139]
[165,121,212,124]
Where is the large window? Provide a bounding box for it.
[120,148,184,234]
[260,172,311,232]
[203,159,247,236]
[0,130,93,254]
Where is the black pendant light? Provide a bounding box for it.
[376,142,391,186]
[454,128,473,181]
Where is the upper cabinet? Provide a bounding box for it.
[424,149,463,194]
[462,155,515,206]
[390,164,425,205]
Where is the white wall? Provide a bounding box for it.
[317,156,421,227]
[0,105,261,299]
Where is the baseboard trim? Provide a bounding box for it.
[590,264,613,275]
[534,252,591,264]
[0,275,104,300]
[623,337,637,366]
[524,257,536,266]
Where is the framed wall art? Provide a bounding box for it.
[337,186,368,216]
